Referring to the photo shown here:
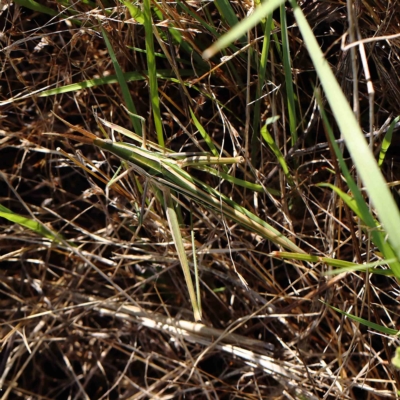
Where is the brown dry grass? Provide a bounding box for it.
[1,1,400,399]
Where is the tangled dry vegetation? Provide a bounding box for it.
[1,0,400,399]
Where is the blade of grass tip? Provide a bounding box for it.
[271,19,282,60]
[379,116,399,167]
[280,4,297,144]
[0,203,64,243]
[101,27,142,135]
[271,251,359,268]
[260,117,294,186]
[322,302,399,336]
[202,0,286,60]
[251,12,273,163]
[142,0,164,147]
[189,108,222,159]
[317,183,367,221]
[324,258,397,276]
[316,91,400,276]
[272,251,395,273]
[164,188,202,321]
[106,164,124,188]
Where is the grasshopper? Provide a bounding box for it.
[56,115,304,321]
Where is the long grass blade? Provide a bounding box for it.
[189,108,220,159]
[324,302,399,336]
[164,188,202,321]
[272,251,394,273]
[280,4,297,144]
[101,28,142,135]
[15,0,58,16]
[260,117,294,186]
[142,0,164,147]
[251,12,273,163]
[202,0,285,60]
[39,70,196,97]
[378,115,399,167]
[0,204,64,243]
[215,0,246,46]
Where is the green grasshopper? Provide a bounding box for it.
[57,115,304,321]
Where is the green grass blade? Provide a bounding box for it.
[251,12,273,163]
[15,0,57,16]
[280,5,297,144]
[325,259,396,276]
[260,117,294,186]
[154,2,208,69]
[324,302,399,336]
[214,0,246,45]
[272,251,394,274]
[177,0,239,59]
[39,70,195,97]
[203,0,285,60]
[0,204,64,243]
[101,27,142,135]
[317,183,369,222]
[164,188,202,321]
[379,116,399,167]
[189,108,221,158]
[215,0,239,28]
[142,0,164,147]
[272,251,364,269]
